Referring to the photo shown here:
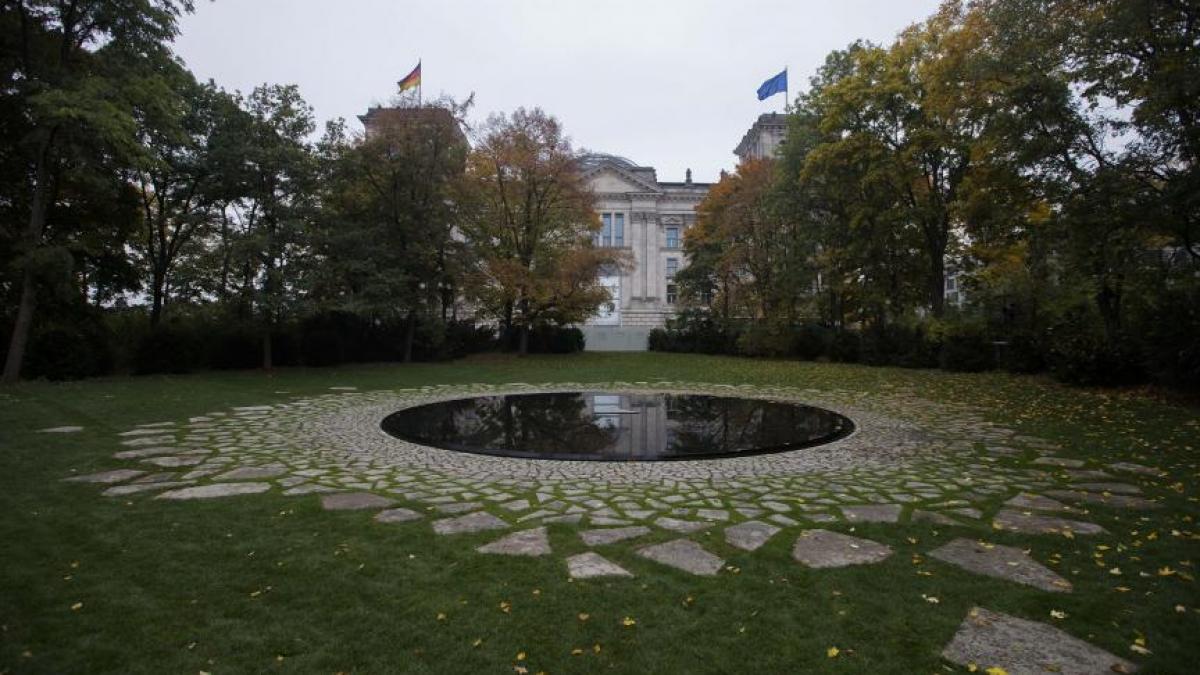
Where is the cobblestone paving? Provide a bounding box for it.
[62,380,1166,672]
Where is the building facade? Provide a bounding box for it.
[578,154,710,348]
[734,113,788,162]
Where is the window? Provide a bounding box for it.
[666,283,678,305]
[665,226,680,249]
[595,212,625,247]
[665,257,679,279]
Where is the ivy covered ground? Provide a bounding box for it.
[1,353,1197,674]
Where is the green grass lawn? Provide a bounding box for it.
[1,353,1197,674]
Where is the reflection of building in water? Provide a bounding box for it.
[584,393,669,459]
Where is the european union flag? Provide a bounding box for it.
[757,68,788,101]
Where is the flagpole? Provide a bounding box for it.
[784,66,788,114]
[418,58,422,107]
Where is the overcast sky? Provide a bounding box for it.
[174,0,942,183]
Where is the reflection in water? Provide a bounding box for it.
[381,392,853,461]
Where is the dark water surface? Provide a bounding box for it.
[381,392,853,461]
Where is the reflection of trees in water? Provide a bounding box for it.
[398,394,617,456]
[664,395,838,456]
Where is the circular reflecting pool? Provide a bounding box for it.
[381,392,853,461]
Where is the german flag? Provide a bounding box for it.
[397,62,421,93]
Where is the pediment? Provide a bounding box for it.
[584,165,661,195]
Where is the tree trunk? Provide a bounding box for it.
[518,324,529,356]
[403,311,416,363]
[261,329,273,370]
[928,247,946,318]
[2,267,38,384]
[1096,282,1122,344]
[149,271,166,327]
[2,138,53,384]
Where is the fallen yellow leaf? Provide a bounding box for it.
[622,616,636,627]
[827,646,840,658]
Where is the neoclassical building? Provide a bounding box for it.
[577,154,710,349]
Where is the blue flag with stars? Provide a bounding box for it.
[757,68,787,101]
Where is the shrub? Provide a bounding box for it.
[737,324,794,358]
[939,323,995,372]
[996,331,1044,374]
[1046,310,1142,386]
[24,321,113,380]
[133,323,202,374]
[793,324,833,361]
[828,330,861,363]
[1133,286,1200,391]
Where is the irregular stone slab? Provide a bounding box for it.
[1032,456,1085,468]
[1107,462,1163,477]
[566,552,633,579]
[1004,493,1072,512]
[1070,482,1141,495]
[637,539,724,576]
[580,526,651,546]
[131,471,180,484]
[993,510,1107,535]
[942,607,1137,675]
[791,529,892,568]
[432,511,509,535]
[1061,469,1112,481]
[696,508,730,521]
[215,466,287,481]
[1044,490,1161,510]
[283,483,339,496]
[121,436,176,447]
[156,482,270,500]
[64,469,145,484]
[911,509,958,526]
[841,504,902,523]
[321,492,395,511]
[654,516,707,533]
[929,539,1072,592]
[113,447,182,460]
[142,455,205,468]
[477,527,551,556]
[119,428,175,437]
[724,520,780,551]
[39,426,83,433]
[374,507,422,523]
[435,501,484,514]
[103,481,195,497]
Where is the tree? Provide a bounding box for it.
[314,100,471,362]
[460,108,625,355]
[127,67,233,326]
[1,0,195,383]
[213,84,316,369]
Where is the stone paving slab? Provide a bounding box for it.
[580,526,652,546]
[637,539,724,576]
[1071,482,1142,495]
[38,426,83,433]
[433,511,510,536]
[792,529,892,568]
[156,483,271,500]
[64,469,145,484]
[929,539,1072,592]
[655,516,707,533]
[321,492,395,511]
[1043,490,1161,510]
[1004,493,1072,512]
[724,520,780,551]
[942,607,1137,675]
[477,527,551,556]
[841,504,902,523]
[566,552,633,579]
[142,455,206,468]
[1032,456,1085,468]
[1107,462,1163,477]
[216,466,287,481]
[993,510,1107,535]
[103,480,195,497]
[374,508,422,523]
